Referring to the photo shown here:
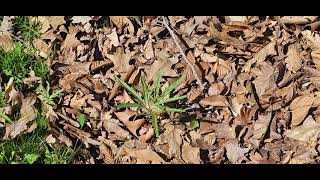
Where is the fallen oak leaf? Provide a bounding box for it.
[114,110,145,137]
[123,148,165,164]
[199,95,229,107]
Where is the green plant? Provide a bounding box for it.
[190,119,199,130]
[36,81,64,107]
[35,81,63,129]
[0,88,4,107]
[0,130,45,164]
[78,114,86,129]
[44,145,75,164]
[0,42,49,88]
[115,73,187,137]
[15,16,42,43]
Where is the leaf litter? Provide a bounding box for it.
[2,16,320,164]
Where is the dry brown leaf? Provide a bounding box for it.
[181,143,201,164]
[59,73,83,91]
[226,16,248,22]
[289,147,317,164]
[285,43,302,73]
[71,16,92,24]
[144,34,154,60]
[46,134,56,144]
[208,82,225,96]
[225,140,249,163]
[4,96,37,139]
[102,112,131,140]
[104,47,136,77]
[33,16,50,33]
[0,32,15,51]
[47,16,65,30]
[124,148,165,164]
[70,94,94,110]
[187,87,202,103]
[156,124,184,158]
[106,28,120,47]
[249,112,272,147]
[99,144,115,164]
[58,134,73,147]
[285,115,320,144]
[280,16,318,24]
[199,95,229,107]
[145,55,179,82]
[252,62,276,97]
[110,16,134,34]
[244,41,277,72]
[114,110,145,137]
[290,95,314,126]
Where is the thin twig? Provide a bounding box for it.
[162,16,204,90]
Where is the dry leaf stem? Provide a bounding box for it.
[162,16,204,90]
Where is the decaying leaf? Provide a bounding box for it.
[199,95,229,107]
[181,143,201,164]
[290,95,314,126]
[285,115,320,144]
[225,140,249,163]
[249,112,272,147]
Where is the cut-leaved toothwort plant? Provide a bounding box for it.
[115,72,186,137]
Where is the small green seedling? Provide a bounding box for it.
[15,16,42,43]
[115,72,186,137]
[24,153,39,164]
[36,81,64,107]
[78,114,86,129]
[190,119,199,130]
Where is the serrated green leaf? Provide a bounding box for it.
[160,74,186,100]
[115,103,142,110]
[190,119,199,130]
[51,88,64,99]
[78,114,86,129]
[156,95,187,105]
[115,76,144,105]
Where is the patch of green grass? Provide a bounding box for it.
[0,128,77,164]
[0,88,4,107]
[115,72,186,137]
[36,81,64,107]
[44,145,75,164]
[15,16,42,43]
[0,42,49,88]
[0,130,45,164]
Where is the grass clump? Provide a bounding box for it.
[115,72,186,137]
[0,42,48,88]
[15,16,42,43]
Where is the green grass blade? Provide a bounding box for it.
[164,107,185,113]
[0,112,12,124]
[115,103,142,110]
[155,95,187,105]
[160,74,186,99]
[115,76,144,105]
[140,76,149,105]
[151,112,160,138]
[153,70,163,100]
